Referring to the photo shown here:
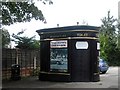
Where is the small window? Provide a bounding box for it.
[76,41,88,49]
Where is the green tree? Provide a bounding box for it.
[2,28,10,48]
[2,0,53,25]
[12,30,40,49]
[100,11,119,66]
[117,21,120,49]
[101,11,117,37]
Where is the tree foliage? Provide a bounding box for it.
[2,28,10,48]
[2,0,53,25]
[117,21,120,49]
[12,30,40,49]
[100,11,120,66]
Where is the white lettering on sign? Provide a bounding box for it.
[76,41,88,49]
[50,40,67,48]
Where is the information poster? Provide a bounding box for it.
[50,40,68,72]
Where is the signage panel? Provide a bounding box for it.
[50,40,68,72]
[76,41,88,49]
[50,40,67,48]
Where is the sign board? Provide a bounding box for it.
[50,40,67,48]
[76,41,88,49]
[97,43,100,50]
[50,40,68,72]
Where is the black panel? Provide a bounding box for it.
[40,31,98,39]
[89,40,100,81]
[40,41,50,72]
[69,40,90,82]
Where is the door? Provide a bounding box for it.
[69,40,90,81]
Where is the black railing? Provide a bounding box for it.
[2,48,40,80]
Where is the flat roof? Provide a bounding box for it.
[36,25,100,34]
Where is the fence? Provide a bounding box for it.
[2,48,40,80]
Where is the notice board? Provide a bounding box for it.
[50,40,68,72]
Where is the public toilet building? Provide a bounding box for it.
[36,25,100,82]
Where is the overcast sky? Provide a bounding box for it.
[4,0,120,47]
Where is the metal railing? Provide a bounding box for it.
[2,48,40,80]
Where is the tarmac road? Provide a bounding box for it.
[2,67,119,89]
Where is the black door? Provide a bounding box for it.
[69,40,90,82]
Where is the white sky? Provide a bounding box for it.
[4,0,120,47]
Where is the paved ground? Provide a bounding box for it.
[2,67,119,89]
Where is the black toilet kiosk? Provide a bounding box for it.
[36,25,100,82]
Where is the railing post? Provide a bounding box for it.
[34,56,36,69]
[16,48,19,64]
